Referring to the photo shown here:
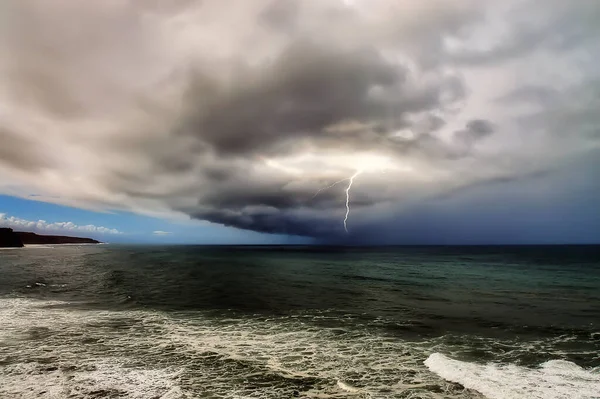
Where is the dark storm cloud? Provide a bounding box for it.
[186,46,397,154]
[90,5,482,237]
[191,207,335,237]
[178,172,353,236]
[0,0,597,241]
[344,150,600,245]
[178,41,457,157]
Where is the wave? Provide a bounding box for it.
[4,296,597,398]
[425,352,600,399]
[0,297,477,398]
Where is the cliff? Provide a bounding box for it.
[16,232,101,245]
[0,228,25,248]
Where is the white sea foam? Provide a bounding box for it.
[425,352,600,399]
[337,380,361,393]
[0,298,183,398]
[0,297,480,398]
[6,297,594,398]
[1,360,183,399]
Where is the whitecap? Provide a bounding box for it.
[337,380,361,393]
[425,352,600,399]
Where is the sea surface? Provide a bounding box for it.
[0,245,599,399]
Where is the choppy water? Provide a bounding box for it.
[0,245,599,398]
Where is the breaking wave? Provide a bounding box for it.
[425,352,600,399]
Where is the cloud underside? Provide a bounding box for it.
[0,0,598,238]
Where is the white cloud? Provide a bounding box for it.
[152,231,172,236]
[0,213,121,235]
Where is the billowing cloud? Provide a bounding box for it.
[0,0,598,239]
[0,213,121,235]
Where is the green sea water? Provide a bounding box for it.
[0,245,599,398]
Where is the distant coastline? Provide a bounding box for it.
[0,228,101,248]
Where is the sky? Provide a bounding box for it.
[0,0,599,244]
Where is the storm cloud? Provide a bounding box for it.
[0,0,598,239]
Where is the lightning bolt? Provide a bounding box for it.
[265,152,409,235]
[343,170,362,233]
[312,171,363,233]
[311,177,350,199]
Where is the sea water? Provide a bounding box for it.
[0,245,598,398]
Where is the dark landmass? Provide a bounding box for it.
[0,228,24,247]
[16,232,101,245]
[0,228,101,247]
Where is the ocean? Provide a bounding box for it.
[0,245,599,398]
